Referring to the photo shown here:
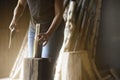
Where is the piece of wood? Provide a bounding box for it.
[90,0,102,60]
[55,50,97,80]
[54,1,79,80]
[61,51,82,80]
[80,51,96,80]
[54,0,97,80]
[21,58,51,80]
[55,0,105,80]
[62,0,76,52]
[33,24,40,58]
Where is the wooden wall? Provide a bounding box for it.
[96,0,120,75]
[0,0,29,78]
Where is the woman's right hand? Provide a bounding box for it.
[9,19,16,31]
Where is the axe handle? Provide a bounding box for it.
[33,24,40,58]
[9,27,15,48]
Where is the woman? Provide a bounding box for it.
[9,0,65,79]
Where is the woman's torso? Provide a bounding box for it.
[27,0,55,24]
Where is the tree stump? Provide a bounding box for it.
[22,58,51,80]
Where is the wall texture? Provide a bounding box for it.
[0,0,29,78]
[96,0,120,75]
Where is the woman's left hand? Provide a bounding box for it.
[38,32,50,46]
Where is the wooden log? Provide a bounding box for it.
[54,0,97,80]
[74,0,92,50]
[54,50,96,80]
[21,58,51,80]
[80,51,96,80]
[62,0,76,51]
[81,0,96,50]
[76,0,89,27]
[90,0,102,60]
[61,51,82,80]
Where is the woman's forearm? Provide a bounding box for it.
[46,0,64,36]
[12,2,26,24]
[46,13,63,36]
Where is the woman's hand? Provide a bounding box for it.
[9,19,16,31]
[38,32,50,46]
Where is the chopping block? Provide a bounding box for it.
[22,58,51,80]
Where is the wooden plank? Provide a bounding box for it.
[33,24,41,58]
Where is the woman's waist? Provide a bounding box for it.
[30,18,65,33]
[31,10,54,24]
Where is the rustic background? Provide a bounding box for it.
[96,0,120,74]
[0,0,120,78]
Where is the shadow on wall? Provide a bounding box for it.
[96,0,120,76]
